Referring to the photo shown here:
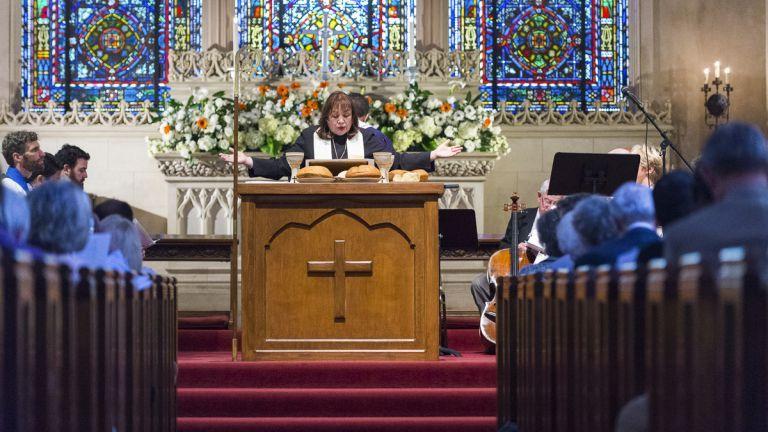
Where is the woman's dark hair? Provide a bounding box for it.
[317,91,359,140]
[27,152,61,181]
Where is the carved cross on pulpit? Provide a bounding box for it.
[307,240,373,322]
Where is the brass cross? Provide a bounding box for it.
[307,240,373,322]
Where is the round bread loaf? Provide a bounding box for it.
[411,169,429,182]
[393,172,420,183]
[388,169,408,181]
[297,165,333,178]
[347,164,381,178]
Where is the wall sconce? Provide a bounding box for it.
[701,61,733,128]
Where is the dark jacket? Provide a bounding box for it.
[248,125,433,180]
[575,226,660,268]
[500,207,538,250]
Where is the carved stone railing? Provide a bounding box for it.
[493,99,673,126]
[0,99,157,126]
[169,47,484,83]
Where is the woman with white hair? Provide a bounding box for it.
[556,196,621,267]
[27,181,92,254]
[0,184,31,247]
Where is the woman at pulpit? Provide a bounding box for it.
[220,91,461,180]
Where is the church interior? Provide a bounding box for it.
[1,0,767,430]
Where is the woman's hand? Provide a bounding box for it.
[429,142,463,161]
[219,150,253,168]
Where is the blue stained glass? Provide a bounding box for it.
[451,0,629,111]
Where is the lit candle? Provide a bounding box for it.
[724,67,731,85]
[703,68,710,85]
[714,61,721,79]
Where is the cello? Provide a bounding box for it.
[479,194,529,350]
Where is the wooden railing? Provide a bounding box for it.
[0,248,178,432]
[496,248,768,431]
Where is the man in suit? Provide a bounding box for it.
[664,122,768,266]
[576,182,660,267]
[469,179,561,312]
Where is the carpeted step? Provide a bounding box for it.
[177,416,497,432]
[178,387,496,417]
[178,353,496,388]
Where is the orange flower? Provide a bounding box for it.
[280,96,287,106]
[337,83,346,89]
[258,85,269,95]
[290,82,301,89]
[307,99,319,110]
[384,103,396,114]
[483,118,492,128]
[396,108,408,118]
[196,116,209,130]
[163,124,171,134]
[277,84,289,97]
[301,106,312,117]
[237,101,247,112]
[312,90,319,98]
[440,102,452,113]
[366,96,373,104]
[319,81,329,88]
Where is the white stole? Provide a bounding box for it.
[313,131,365,159]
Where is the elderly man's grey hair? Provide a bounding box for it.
[557,196,620,259]
[0,185,30,244]
[28,181,92,253]
[97,214,142,272]
[539,179,550,194]
[610,182,655,230]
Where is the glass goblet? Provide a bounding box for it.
[372,152,395,183]
[285,152,305,183]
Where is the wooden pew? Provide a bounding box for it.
[497,246,768,432]
[0,247,178,432]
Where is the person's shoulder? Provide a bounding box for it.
[1,178,25,196]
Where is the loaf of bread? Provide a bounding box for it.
[411,169,429,182]
[297,165,333,178]
[347,164,381,178]
[388,169,408,181]
[392,172,420,183]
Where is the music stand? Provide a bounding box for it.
[548,152,640,196]
[437,209,478,355]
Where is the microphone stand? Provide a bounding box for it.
[623,89,693,174]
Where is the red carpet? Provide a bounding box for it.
[177,317,497,432]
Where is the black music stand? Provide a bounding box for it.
[548,152,641,196]
[437,209,479,356]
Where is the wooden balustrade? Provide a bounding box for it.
[0,248,177,432]
[496,248,768,431]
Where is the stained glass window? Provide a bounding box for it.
[21,0,201,111]
[450,0,629,111]
[238,0,411,53]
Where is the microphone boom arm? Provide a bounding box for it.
[622,88,693,174]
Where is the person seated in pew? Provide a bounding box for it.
[1,131,44,196]
[634,170,697,264]
[0,183,37,253]
[576,182,660,268]
[26,152,62,189]
[96,215,153,290]
[94,199,156,256]
[518,209,564,275]
[556,196,621,271]
[664,122,768,265]
[220,91,462,180]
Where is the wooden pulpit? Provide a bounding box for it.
[239,182,444,360]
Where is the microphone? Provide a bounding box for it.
[621,87,644,109]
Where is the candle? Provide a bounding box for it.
[724,67,731,85]
[703,68,710,84]
[714,61,721,79]
[233,17,239,53]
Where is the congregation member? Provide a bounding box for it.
[469,179,560,312]
[1,131,44,195]
[94,198,156,253]
[0,184,31,249]
[635,170,697,263]
[55,144,90,187]
[27,181,93,255]
[576,182,659,267]
[664,122,768,264]
[221,91,461,179]
[518,209,564,275]
[27,152,62,189]
[557,196,620,268]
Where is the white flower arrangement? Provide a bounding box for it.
[147,82,509,161]
[369,83,509,154]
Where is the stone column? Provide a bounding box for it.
[203,0,236,49]
[418,0,448,49]
[1,0,21,104]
